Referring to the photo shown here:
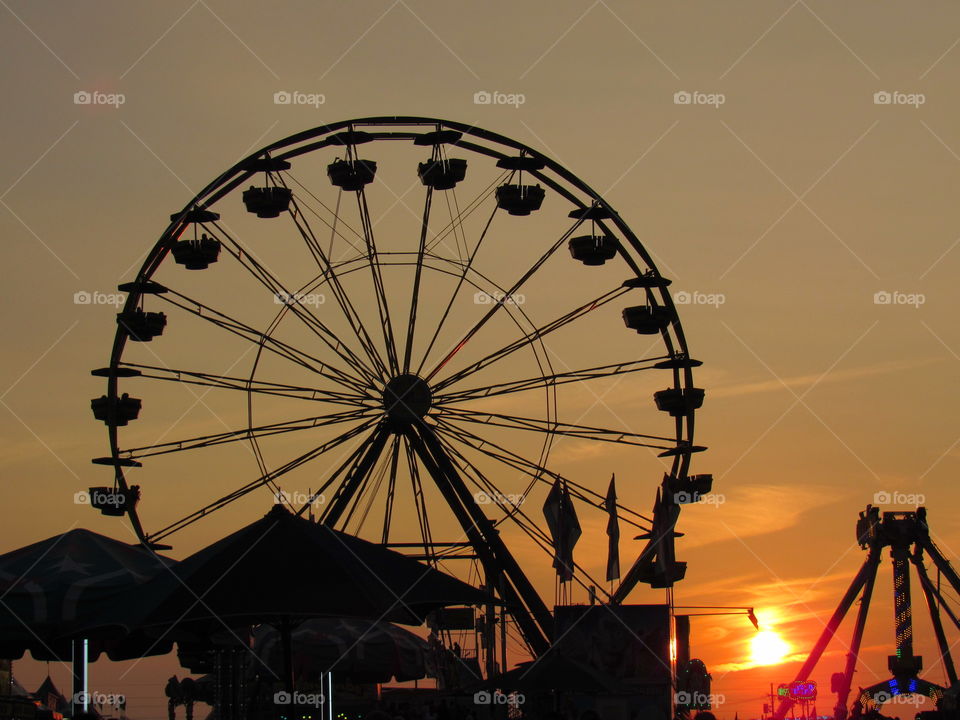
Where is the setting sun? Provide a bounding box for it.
[751,630,792,666]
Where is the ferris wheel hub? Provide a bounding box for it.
[382,373,432,423]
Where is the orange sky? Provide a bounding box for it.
[3,2,960,718]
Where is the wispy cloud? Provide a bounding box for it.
[710,358,939,400]
[679,483,844,550]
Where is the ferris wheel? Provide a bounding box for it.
[89,116,709,657]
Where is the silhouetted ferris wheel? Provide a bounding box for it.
[89,117,710,656]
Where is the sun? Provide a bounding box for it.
[750,629,791,666]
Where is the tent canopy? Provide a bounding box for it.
[0,528,174,661]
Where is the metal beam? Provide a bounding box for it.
[406,422,552,655]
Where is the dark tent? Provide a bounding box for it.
[0,528,174,661]
[92,505,491,633]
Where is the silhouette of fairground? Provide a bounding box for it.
[3,117,960,720]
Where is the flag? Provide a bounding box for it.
[605,474,620,581]
[543,479,582,582]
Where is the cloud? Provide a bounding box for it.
[709,358,939,400]
[678,483,842,550]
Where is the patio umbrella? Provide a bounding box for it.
[0,528,175,662]
[253,618,432,684]
[85,505,491,690]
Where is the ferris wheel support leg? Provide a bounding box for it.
[610,533,660,604]
[407,423,553,656]
[911,550,959,686]
[832,551,878,720]
[773,547,882,720]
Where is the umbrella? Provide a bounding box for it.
[253,618,431,684]
[0,528,174,662]
[86,506,491,690]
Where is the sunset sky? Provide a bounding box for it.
[3,2,960,718]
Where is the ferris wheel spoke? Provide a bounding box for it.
[401,182,434,374]
[118,362,371,408]
[434,417,653,529]
[423,169,508,255]
[380,435,402,544]
[435,432,610,597]
[320,420,393,529]
[280,171,367,253]
[424,218,586,383]
[156,288,373,396]
[356,189,400,374]
[211,221,382,384]
[435,407,675,449]
[403,435,436,561]
[433,356,671,405]
[432,286,629,394]
[414,203,500,378]
[119,406,377,460]
[343,434,399,535]
[147,417,379,543]
[282,191,391,377]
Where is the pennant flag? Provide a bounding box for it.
[605,474,620,581]
[543,479,582,581]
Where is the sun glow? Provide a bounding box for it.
[750,629,791,666]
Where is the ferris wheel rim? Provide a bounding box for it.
[93,117,705,632]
